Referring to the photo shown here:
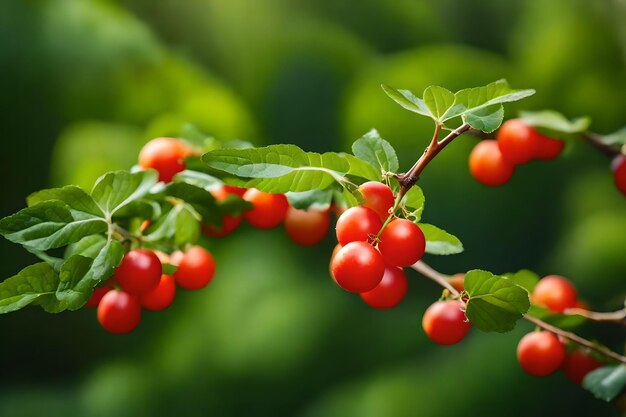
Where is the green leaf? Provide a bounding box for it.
[351,129,399,172]
[113,199,162,220]
[163,182,221,225]
[215,194,253,217]
[27,185,103,217]
[0,263,59,313]
[418,223,463,255]
[596,126,626,147]
[202,145,351,193]
[65,235,107,259]
[465,105,504,133]
[173,170,221,190]
[401,186,425,222]
[423,86,455,121]
[381,84,431,118]
[583,365,626,402]
[175,204,201,246]
[527,305,586,330]
[343,154,382,182]
[162,263,178,275]
[55,240,124,310]
[0,201,107,251]
[502,269,539,292]
[519,110,591,134]
[144,204,200,244]
[443,79,535,122]
[464,269,531,333]
[91,170,159,216]
[286,189,333,210]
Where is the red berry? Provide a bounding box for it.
[535,135,564,160]
[469,140,515,186]
[172,246,216,290]
[497,119,541,165]
[202,185,246,237]
[517,331,566,376]
[532,275,577,313]
[284,206,330,246]
[85,284,112,308]
[612,155,626,196]
[360,266,408,309]
[115,250,162,296]
[329,243,342,283]
[335,206,382,246]
[378,219,426,267]
[220,185,247,197]
[422,300,471,345]
[141,274,176,311]
[97,290,141,334]
[359,181,395,221]
[243,189,289,229]
[448,273,465,293]
[138,137,192,183]
[330,241,385,293]
[562,349,602,384]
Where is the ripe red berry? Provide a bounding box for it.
[422,300,471,345]
[329,243,342,283]
[378,219,426,267]
[360,266,408,309]
[359,181,395,221]
[220,185,247,197]
[243,189,289,229]
[141,274,176,311]
[97,290,142,334]
[284,206,330,246]
[517,331,566,376]
[202,186,245,237]
[85,284,112,308]
[562,349,602,384]
[469,140,515,186]
[531,275,577,313]
[171,246,216,290]
[335,206,382,246]
[115,250,162,296]
[535,135,565,160]
[612,155,626,196]
[497,119,541,165]
[138,137,193,183]
[330,241,385,293]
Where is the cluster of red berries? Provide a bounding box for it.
[329,182,426,309]
[469,119,564,186]
[88,246,215,334]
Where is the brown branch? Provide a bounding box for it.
[581,132,621,157]
[409,261,626,365]
[563,307,626,326]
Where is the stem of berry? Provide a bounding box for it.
[563,307,626,327]
[581,131,622,157]
[410,261,626,365]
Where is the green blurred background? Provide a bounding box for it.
[1,0,625,416]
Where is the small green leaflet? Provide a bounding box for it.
[583,365,626,402]
[400,186,425,222]
[502,269,539,292]
[143,204,200,246]
[0,201,107,251]
[418,223,463,255]
[351,129,399,173]
[286,189,333,210]
[27,185,103,217]
[163,182,221,226]
[162,263,178,275]
[91,169,159,216]
[382,80,535,133]
[464,269,530,333]
[0,263,59,313]
[519,110,591,135]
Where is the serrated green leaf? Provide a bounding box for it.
[519,110,591,134]
[401,186,425,222]
[202,145,350,193]
[423,86,455,121]
[465,269,530,332]
[144,204,199,244]
[27,185,103,217]
[286,189,333,210]
[583,365,626,402]
[502,269,539,292]
[164,182,221,225]
[443,79,535,122]
[55,240,124,310]
[0,263,59,313]
[381,84,431,118]
[91,170,159,216]
[351,129,399,173]
[527,305,586,330]
[65,235,107,259]
[0,201,107,251]
[418,223,463,255]
[465,105,504,133]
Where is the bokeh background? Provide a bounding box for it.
[1,0,625,416]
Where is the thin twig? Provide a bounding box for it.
[581,132,621,157]
[409,261,626,364]
[563,307,626,326]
